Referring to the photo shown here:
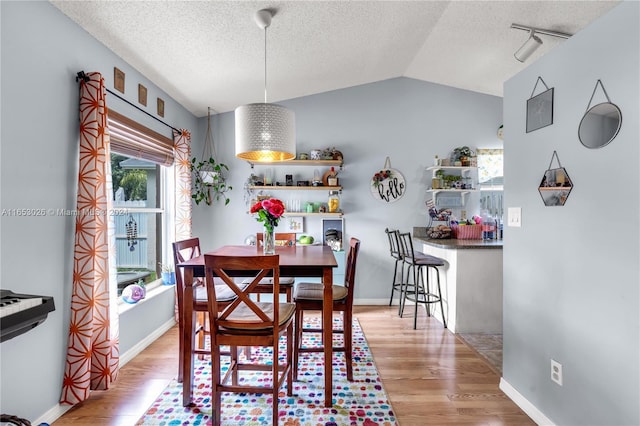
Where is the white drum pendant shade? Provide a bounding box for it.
[235,103,296,162]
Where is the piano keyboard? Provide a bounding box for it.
[0,290,55,342]
[0,297,43,318]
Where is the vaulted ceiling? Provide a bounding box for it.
[51,1,619,117]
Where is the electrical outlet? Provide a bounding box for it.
[551,359,563,386]
[508,207,522,227]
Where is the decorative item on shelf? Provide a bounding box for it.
[250,198,285,254]
[312,169,323,186]
[538,150,573,207]
[158,262,175,285]
[297,152,309,160]
[122,283,145,304]
[330,147,343,162]
[323,166,339,186]
[310,149,322,160]
[370,157,405,203]
[451,146,476,167]
[526,76,554,133]
[327,190,341,213]
[235,9,295,162]
[191,107,232,206]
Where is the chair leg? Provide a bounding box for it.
[213,338,222,426]
[272,337,279,426]
[293,307,303,380]
[434,267,447,328]
[344,310,353,381]
[413,264,424,330]
[399,262,411,317]
[287,322,293,396]
[388,259,400,306]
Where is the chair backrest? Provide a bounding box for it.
[343,237,361,308]
[398,232,416,262]
[172,237,202,322]
[256,232,297,247]
[204,254,281,331]
[173,236,202,291]
[385,228,402,260]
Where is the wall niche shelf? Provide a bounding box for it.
[426,166,477,207]
[247,159,343,169]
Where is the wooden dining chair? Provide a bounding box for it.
[293,237,361,381]
[248,232,297,302]
[172,237,239,383]
[203,253,294,426]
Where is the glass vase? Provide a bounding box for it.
[263,227,276,255]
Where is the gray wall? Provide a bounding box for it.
[0,1,197,422]
[192,77,503,302]
[502,2,639,425]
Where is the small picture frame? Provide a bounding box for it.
[287,216,304,233]
[114,67,125,93]
[157,97,165,117]
[526,87,554,133]
[286,174,293,186]
[296,180,309,187]
[138,84,147,106]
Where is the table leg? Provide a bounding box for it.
[182,267,195,407]
[323,266,333,407]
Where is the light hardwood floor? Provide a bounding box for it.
[52,305,535,425]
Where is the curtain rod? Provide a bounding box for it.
[75,71,182,135]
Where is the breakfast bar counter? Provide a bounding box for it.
[413,227,503,333]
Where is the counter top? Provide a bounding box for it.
[413,227,503,250]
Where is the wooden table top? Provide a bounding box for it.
[179,244,339,269]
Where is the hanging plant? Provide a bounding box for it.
[191,107,232,206]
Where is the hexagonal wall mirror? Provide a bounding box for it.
[538,151,573,207]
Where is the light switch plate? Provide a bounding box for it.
[508,207,522,227]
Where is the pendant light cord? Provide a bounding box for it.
[264,25,268,104]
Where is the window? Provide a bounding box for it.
[108,111,175,297]
[477,148,504,190]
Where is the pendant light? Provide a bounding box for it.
[235,9,296,162]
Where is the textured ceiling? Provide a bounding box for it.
[50,0,619,117]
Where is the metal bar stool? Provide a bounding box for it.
[385,228,405,312]
[398,232,447,329]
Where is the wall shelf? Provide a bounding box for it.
[249,185,342,191]
[248,159,343,169]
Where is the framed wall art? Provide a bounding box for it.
[370,157,405,203]
[526,77,554,133]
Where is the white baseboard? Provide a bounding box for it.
[499,378,555,426]
[119,317,176,365]
[34,318,176,426]
[353,298,393,305]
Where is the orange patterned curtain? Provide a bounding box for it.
[173,129,192,240]
[172,129,192,322]
[61,72,119,404]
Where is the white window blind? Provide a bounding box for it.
[108,109,174,166]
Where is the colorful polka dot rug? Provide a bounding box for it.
[137,317,397,425]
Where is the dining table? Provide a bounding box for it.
[176,244,338,407]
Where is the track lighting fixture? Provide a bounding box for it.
[511,23,572,63]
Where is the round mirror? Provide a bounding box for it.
[578,102,622,149]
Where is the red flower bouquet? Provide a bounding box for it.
[250,198,285,232]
